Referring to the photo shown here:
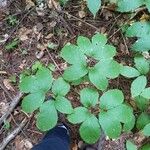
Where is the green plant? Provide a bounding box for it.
[61,33,121,91]
[125,21,150,52]
[19,33,150,144]
[86,0,101,17]
[116,0,150,12]
[5,39,20,51]
[7,15,18,26]
[126,140,137,150]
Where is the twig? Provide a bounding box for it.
[0,118,27,150]
[0,81,13,101]
[63,11,100,31]
[46,48,62,75]
[0,92,23,126]
[121,32,129,55]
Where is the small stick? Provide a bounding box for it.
[0,118,27,150]
[63,11,100,31]
[0,92,23,126]
[0,82,13,101]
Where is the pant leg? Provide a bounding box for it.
[32,126,70,150]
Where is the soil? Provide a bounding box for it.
[0,0,149,150]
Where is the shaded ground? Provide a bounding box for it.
[0,0,149,149]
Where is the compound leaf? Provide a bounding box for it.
[68,107,91,124]
[36,101,58,131]
[100,89,124,110]
[86,0,101,17]
[52,77,70,96]
[79,115,101,144]
[55,96,73,114]
[121,66,140,78]
[21,92,45,113]
[131,76,147,98]
[80,88,99,107]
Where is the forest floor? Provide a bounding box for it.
[0,0,149,149]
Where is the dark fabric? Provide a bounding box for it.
[32,127,70,150]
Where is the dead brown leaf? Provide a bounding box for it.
[25,0,35,10]
[18,27,32,41]
[3,79,15,91]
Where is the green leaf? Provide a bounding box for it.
[96,60,121,79]
[67,107,91,124]
[131,76,147,98]
[92,33,107,47]
[86,0,101,17]
[117,0,142,12]
[60,44,86,65]
[5,39,19,51]
[141,88,150,99]
[99,111,122,138]
[126,22,150,38]
[123,115,135,132]
[134,96,149,111]
[59,0,69,5]
[91,44,116,61]
[132,35,150,52]
[55,96,73,114]
[77,36,92,54]
[134,56,149,75]
[110,104,133,123]
[126,140,137,150]
[63,64,88,81]
[136,112,150,130]
[36,101,58,131]
[79,115,101,144]
[140,144,150,150]
[21,92,45,113]
[121,66,140,78]
[80,88,99,107]
[19,67,53,93]
[89,64,108,91]
[52,77,70,96]
[142,123,150,136]
[144,0,150,12]
[100,89,124,110]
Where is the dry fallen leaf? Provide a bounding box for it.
[79,11,86,18]
[18,27,32,41]
[25,0,35,10]
[0,102,9,115]
[3,79,15,91]
[15,136,33,150]
[0,71,7,74]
